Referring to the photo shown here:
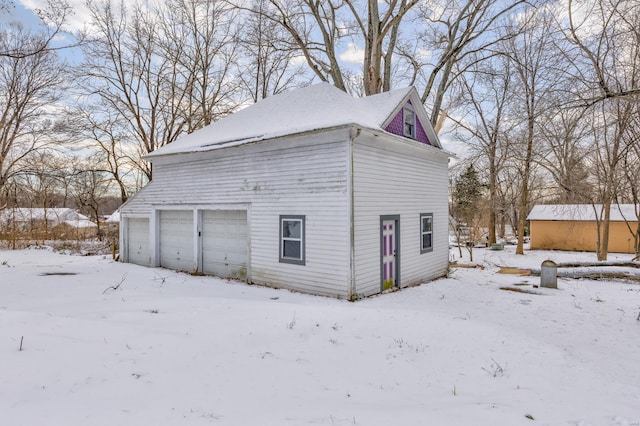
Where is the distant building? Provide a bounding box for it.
[527,204,639,253]
[0,207,98,238]
[105,209,120,233]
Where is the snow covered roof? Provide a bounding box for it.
[527,204,639,222]
[146,83,440,158]
[105,210,120,223]
[0,208,76,222]
[0,208,98,228]
[63,219,97,228]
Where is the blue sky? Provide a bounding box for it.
[1,1,42,26]
[3,0,93,38]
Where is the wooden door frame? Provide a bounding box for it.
[380,215,400,291]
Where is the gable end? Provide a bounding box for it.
[384,100,431,145]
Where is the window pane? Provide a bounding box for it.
[404,108,414,124]
[422,233,432,250]
[283,240,301,259]
[283,220,301,238]
[404,123,412,134]
[403,108,415,137]
[423,217,432,232]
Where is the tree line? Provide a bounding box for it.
[0,0,638,258]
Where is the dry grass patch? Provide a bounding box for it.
[497,267,532,276]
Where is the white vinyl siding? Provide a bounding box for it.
[352,132,449,297]
[126,218,150,266]
[159,210,195,272]
[201,210,248,280]
[120,130,351,298]
[120,126,449,299]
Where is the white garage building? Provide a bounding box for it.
[119,83,449,299]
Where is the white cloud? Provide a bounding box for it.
[18,0,93,33]
[290,55,308,66]
[415,48,432,63]
[339,42,364,65]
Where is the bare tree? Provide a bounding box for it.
[0,23,67,202]
[0,0,83,59]
[237,0,349,90]
[346,0,419,95]
[71,164,113,241]
[236,0,420,95]
[236,0,307,102]
[617,108,640,258]
[536,107,594,203]
[159,0,241,131]
[16,151,63,209]
[501,7,564,255]
[564,0,640,259]
[71,108,135,204]
[588,99,635,259]
[567,0,640,106]
[11,150,71,242]
[81,1,184,180]
[81,0,241,181]
[416,0,529,126]
[455,56,513,245]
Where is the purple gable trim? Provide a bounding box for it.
[415,116,430,144]
[384,102,431,145]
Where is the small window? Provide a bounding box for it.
[403,105,416,139]
[420,213,433,253]
[280,215,305,265]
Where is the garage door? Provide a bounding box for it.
[201,210,248,280]
[127,218,150,266]
[159,210,194,272]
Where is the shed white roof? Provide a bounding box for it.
[0,208,98,228]
[147,83,438,157]
[0,208,75,222]
[63,218,98,228]
[527,204,639,222]
[106,210,120,223]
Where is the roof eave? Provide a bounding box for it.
[143,123,367,160]
[359,127,453,158]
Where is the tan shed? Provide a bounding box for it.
[527,204,639,254]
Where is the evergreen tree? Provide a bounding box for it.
[453,164,483,225]
[451,164,484,261]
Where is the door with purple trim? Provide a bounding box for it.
[381,218,398,290]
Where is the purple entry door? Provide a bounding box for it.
[382,220,396,290]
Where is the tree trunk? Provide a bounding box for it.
[635,222,640,258]
[516,114,535,254]
[597,199,611,261]
[516,115,535,255]
[488,142,497,246]
[364,0,381,95]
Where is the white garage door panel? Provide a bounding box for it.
[159,210,194,272]
[127,218,149,266]
[202,210,248,280]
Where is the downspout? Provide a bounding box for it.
[348,127,361,301]
[120,216,127,263]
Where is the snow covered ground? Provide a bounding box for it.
[1,245,639,425]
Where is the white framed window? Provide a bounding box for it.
[420,213,433,253]
[403,104,416,139]
[280,215,305,265]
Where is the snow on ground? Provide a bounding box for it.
[1,246,639,426]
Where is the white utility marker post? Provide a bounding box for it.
[540,259,558,289]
